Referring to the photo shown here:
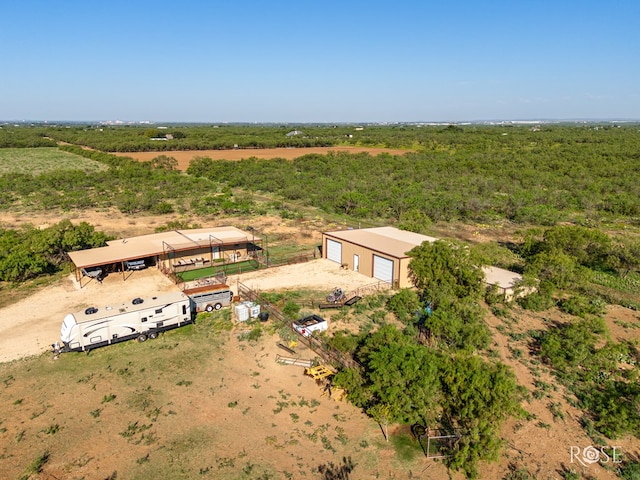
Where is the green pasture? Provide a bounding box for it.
[0,147,107,175]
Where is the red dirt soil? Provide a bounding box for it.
[114,146,411,171]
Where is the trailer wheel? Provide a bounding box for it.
[205,305,214,312]
[149,332,158,340]
[214,303,222,310]
[137,334,147,342]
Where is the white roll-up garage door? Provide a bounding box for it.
[326,239,342,264]
[373,255,394,284]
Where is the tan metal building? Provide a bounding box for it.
[322,227,438,289]
[322,226,524,296]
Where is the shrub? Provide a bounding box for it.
[517,282,556,311]
[238,324,262,342]
[540,319,597,372]
[558,295,606,318]
[327,330,360,354]
[618,459,640,480]
[282,300,300,318]
[387,288,421,324]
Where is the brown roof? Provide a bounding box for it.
[323,226,437,258]
[68,226,260,269]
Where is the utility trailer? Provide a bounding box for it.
[293,314,328,337]
[183,284,234,312]
[58,291,192,353]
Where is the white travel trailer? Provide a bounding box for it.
[59,292,192,352]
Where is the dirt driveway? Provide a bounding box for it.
[0,259,380,363]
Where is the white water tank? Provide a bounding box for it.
[240,301,261,318]
[234,304,249,322]
[249,303,261,318]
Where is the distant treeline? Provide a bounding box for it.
[2,124,353,152]
[1,124,639,228]
[187,126,640,226]
[1,122,637,154]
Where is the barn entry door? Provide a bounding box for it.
[326,239,342,264]
[373,255,394,284]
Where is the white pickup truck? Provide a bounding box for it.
[293,314,328,337]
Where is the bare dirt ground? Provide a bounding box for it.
[0,259,382,364]
[0,209,435,479]
[114,146,411,171]
[1,209,640,479]
[482,306,640,480]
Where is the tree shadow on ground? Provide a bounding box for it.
[317,456,356,480]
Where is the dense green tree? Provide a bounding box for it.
[335,324,521,479]
[440,355,522,478]
[144,128,163,139]
[364,339,441,425]
[386,288,421,324]
[407,240,484,307]
[0,221,111,282]
[541,226,612,270]
[0,248,49,282]
[336,191,371,217]
[423,300,490,352]
[524,250,582,290]
[397,209,433,234]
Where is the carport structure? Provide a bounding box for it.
[67,227,262,287]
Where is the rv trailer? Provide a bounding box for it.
[59,291,192,352]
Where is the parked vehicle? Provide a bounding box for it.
[81,266,104,282]
[124,259,147,271]
[293,314,328,337]
[57,292,192,353]
[183,284,234,312]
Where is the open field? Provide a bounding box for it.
[0,132,639,477]
[0,148,107,175]
[0,206,639,479]
[0,260,432,479]
[114,146,411,171]
[1,262,639,479]
[0,321,419,480]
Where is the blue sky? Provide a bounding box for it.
[1,0,638,122]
